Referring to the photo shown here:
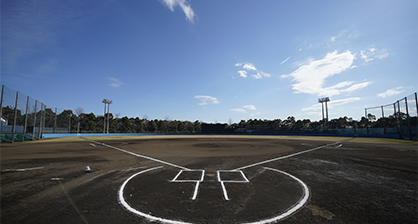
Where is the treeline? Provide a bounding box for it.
[2,106,415,134]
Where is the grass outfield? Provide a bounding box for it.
[23,134,418,145]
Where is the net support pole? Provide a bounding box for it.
[405,97,411,140]
[365,108,369,134]
[54,107,57,134]
[415,92,418,117]
[33,100,37,139]
[381,106,386,134]
[12,91,19,142]
[397,101,402,139]
[24,96,29,134]
[0,85,4,123]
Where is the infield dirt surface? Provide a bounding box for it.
[1,135,417,223]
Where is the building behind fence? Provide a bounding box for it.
[0,85,72,142]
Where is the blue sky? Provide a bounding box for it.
[2,0,417,123]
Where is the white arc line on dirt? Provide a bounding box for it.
[234,141,343,170]
[118,166,192,224]
[242,167,310,224]
[82,138,190,170]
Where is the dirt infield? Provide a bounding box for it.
[1,136,417,223]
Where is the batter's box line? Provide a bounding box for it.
[217,170,249,200]
[170,169,205,200]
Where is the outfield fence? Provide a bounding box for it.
[0,85,72,143]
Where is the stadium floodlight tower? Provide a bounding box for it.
[102,99,113,133]
[318,97,330,129]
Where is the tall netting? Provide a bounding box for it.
[0,85,74,142]
[397,93,418,140]
[365,92,417,140]
[0,86,17,135]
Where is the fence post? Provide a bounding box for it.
[0,85,4,124]
[54,107,57,134]
[405,97,411,140]
[381,106,386,134]
[0,85,4,134]
[24,96,29,135]
[33,100,37,139]
[68,112,71,133]
[365,108,369,134]
[38,104,44,139]
[12,91,19,142]
[415,92,418,117]
[397,101,403,139]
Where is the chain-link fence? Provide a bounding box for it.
[365,92,417,140]
[0,85,72,142]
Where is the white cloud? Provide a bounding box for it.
[108,78,123,87]
[194,95,220,105]
[282,50,356,96]
[243,105,256,110]
[160,0,196,23]
[231,105,257,113]
[242,63,257,71]
[251,72,262,79]
[378,86,405,98]
[238,70,247,78]
[342,81,372,93]
[235,62,271,79]
[230,108,247,113]
[302,97,361,111]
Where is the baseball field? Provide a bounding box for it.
[1,135,417,223]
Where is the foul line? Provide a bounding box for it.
[81,137,190,170]
[234,140,347,170]
[1,167,44,173]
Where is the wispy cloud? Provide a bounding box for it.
[302,97,361,111]
[108,78,123,87]
[360,48,388,64]
[281,50,364,97]
[378,86,404,98]
[195,95,220,105]
[235,62,271,79]
[231,105,256,113]
[160,0,196,23]
[230,108,247,113]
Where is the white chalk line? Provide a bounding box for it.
[82,138,190,170]
[171,170,205,200]
[1,167,44,173]
[242,167,310,224]
[217,170,250,201]
[234,141,345,170]
[118,166,192,224]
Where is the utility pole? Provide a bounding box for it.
[318,97,330,129]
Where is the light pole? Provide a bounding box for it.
[318,97,330,129]
[102,99,112,133]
